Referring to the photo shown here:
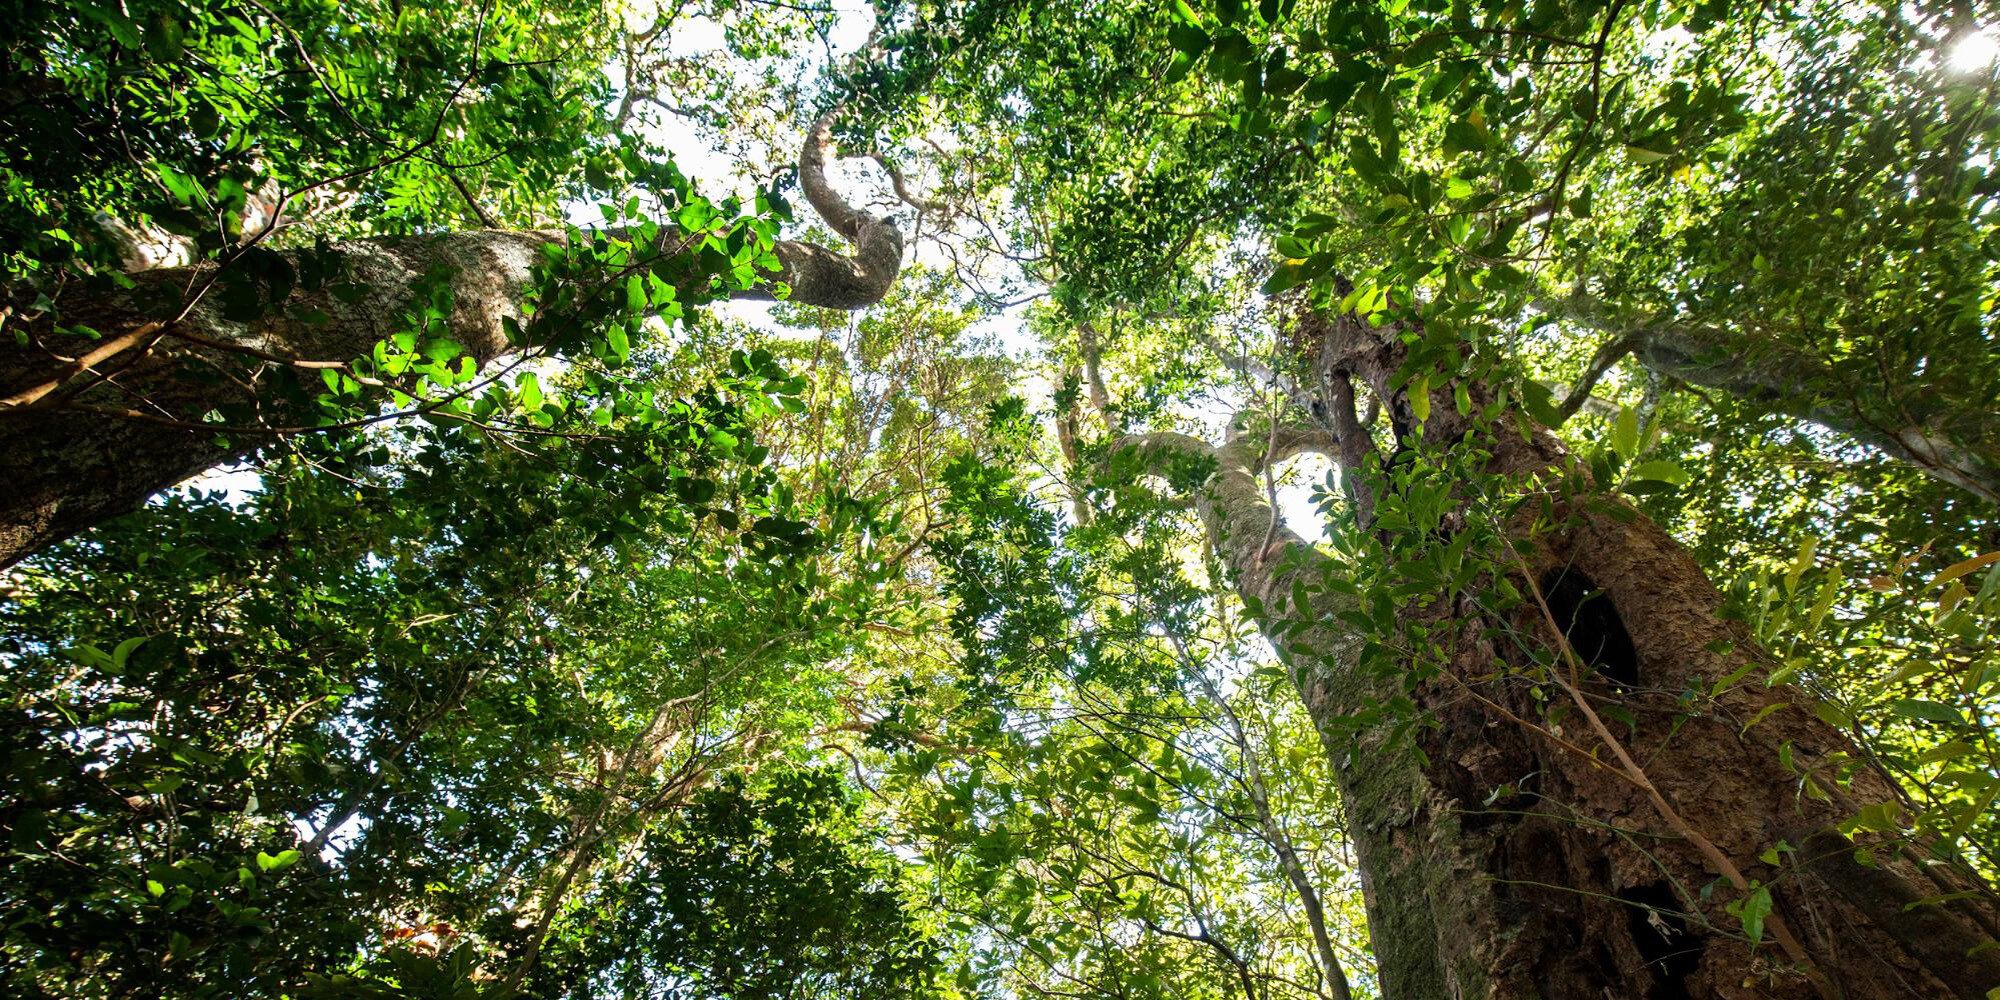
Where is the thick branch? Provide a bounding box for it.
[1631,322,2000,504]
[739,109,904,310]
[1545,298,2000,505]
[0,112,905,568]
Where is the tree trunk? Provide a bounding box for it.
[0,114,902,569]
[1127,310,2000,999]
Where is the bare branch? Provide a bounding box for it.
[1556,332,1637,422]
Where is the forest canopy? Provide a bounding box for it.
[2,0,1998,998]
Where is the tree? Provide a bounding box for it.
[1117,305,2000,996]
[0,0,904,568]
[854,0,2000,994]
[5,0,2000,998]
[0,265,1005,996]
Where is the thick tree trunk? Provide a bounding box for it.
[0,230,550,568]
[0,115,902,569]
[1130,312,2000,999]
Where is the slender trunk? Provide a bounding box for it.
[1127,310,2000,999]
[502,700,733,990]
[0,114,902,569]
[1188,657,1355,1000]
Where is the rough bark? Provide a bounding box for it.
[1125,310,2000,999]
[0,113,902,569]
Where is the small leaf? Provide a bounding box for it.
[256,849,302,872]
[1731,884,1773,944]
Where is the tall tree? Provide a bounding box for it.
[855,0,2000,994]
[6,0,2000,998]
[1118,303,2000,997]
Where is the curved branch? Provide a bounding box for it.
[1555,331,1637,423]
[870,152,945,214]
[744,108,905,310]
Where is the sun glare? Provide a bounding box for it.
[1948,27,2000,71]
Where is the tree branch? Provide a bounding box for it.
[1556,332,1637,422]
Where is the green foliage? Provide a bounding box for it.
[532,767,945,999]
[2,0,615,276]
[5,0,2000,996]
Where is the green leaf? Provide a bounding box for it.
[1730,883,1773,944]
[111,636,146,672]
[422,338,464,363]
[1626,460,1688,485]
[144,15,185,61]
[1612,405,1639,458]
[1262,263,1304,294]
[1520,380,1563,426]
[1890,699,1964,726]
[256,849,302,872]
[1168,23,1210,57]
[1443,120,1486,154]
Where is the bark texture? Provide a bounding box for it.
[0,115,901,569]
[1128,308,2000,999]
